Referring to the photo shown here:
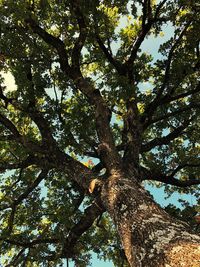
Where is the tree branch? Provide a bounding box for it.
[161,82,200,105]
[0,113,21,138]
[0,155,36,172]
[70,0,88,70]
[169,162,200,177]
[124,22,152,74]
[154,0,168,20]
[1,198,105,261]
[0,111,45,153]
[5,248,26,267]
[124,0,168,74]
[141,120,191,152]
[141,166,200,187]
[142,21,192,125]
[0,169,48,235]
[28,108,58,148]
[122,98,142,167]
[25,18,70,73]
[62,196,105,258]
[0,237,59,248]
[144,102,200,127]
[14,169,48,206]
[157,21,192,97]
[93,6,124,75]
[149,174,200,187]
[95,33,125,75]
[7,205,16,235]
[0,90,99,190]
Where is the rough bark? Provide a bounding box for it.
[101,170,200,267]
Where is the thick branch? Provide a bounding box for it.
[122,98,142,167]
[62,197,105,258]
[68,77,121,172]
[148,175,200,188]
[161,82,200,104]
[0,113,21,138]
[0,155,36,172]
[141,166,200,187]
[7,205,16,235]
[28,108,58,148]
[70,0,87,69]
[151,175,200,187]
[144,102,200,127]
[14,169,48,206]
[169,162,200,177]
[124,22,152,73]
[0,111,45,153]
[141,120,190,152]
[25,18,70,73]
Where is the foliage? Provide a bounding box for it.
[0,0,199,266]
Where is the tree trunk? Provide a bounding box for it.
[101,170,200,267]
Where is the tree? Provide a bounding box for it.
[0,0,200,266]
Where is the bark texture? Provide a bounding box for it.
[101,170,200,267]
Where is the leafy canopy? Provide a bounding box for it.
[0,0,200,266]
